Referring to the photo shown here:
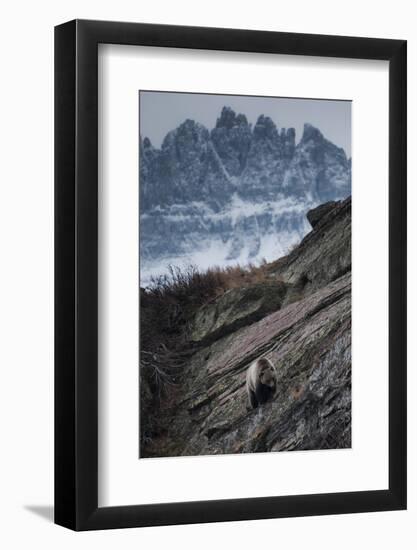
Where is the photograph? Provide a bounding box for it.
[0,0,409,542]
[139,91,352,458]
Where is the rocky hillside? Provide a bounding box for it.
[140,197,351,457]
[140,107,351,283]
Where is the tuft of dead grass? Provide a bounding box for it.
[146,261,272,303]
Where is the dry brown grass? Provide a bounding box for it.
[146,261,271,303]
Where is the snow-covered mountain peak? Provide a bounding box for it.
[140,106,351,285]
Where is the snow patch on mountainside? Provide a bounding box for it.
[139,107,351,285]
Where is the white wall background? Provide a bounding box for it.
[0,0,414,548]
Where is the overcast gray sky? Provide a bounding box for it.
[139,91,351,158]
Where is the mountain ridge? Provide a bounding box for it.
[140,106,351,284]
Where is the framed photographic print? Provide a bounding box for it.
[55,20,406,530]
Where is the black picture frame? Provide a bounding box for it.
[55,19,407,531]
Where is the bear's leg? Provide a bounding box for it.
[255,384,269,405]
[249,389,258,409]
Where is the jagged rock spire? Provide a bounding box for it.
[215,106,248,129]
